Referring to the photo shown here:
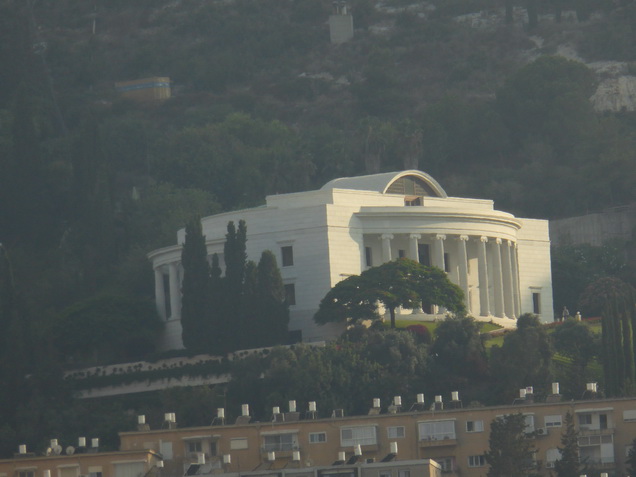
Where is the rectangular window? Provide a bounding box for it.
[524,414,535,433]
[284,284,296,305]
[88,467,102,477]
[398,471,410,477]
[187,441,202,453]
[309,432,327,444]
[59,469,79,477]
[114,463,144,477]
[418,420,456,441]
[387,426,405,438]
[468,455,485,467]
[17,472,34,477]
[624,410,636,422]
[281,246,294,267]
[466,420,484,433]
[341,426,377,447]
[546,448,561,468]
[532,292,541,314]
[443,253,450,273]
[398,249,406,259]
[579,414,592,426]
[230,438,248,450]
[263,433,297,452]
[365,247,373,267]
[379,472,391,477]
[437,458,455,472]
[545,415,563,427]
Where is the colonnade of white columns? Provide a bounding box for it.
[376,232,520,319]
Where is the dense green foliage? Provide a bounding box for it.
[484,413,536,477]
[50,294,162,364]
[314,259,465,328]
[180,220,289,354]
[551,242,636,315]
[490,314,553,401]
[582,277,636,396]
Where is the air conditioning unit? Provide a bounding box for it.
[535,427,548,436]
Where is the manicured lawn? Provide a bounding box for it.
[392,318,503,337]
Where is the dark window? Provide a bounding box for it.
[281,246,294,267]
[418,244,430,266]
[444,252,450,272]
[398,249,406,259]
[532,292,541,314]
[285,284,296,305]
[365,246,373,267]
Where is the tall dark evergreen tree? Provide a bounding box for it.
[223,220,247,351]
[485,414,536,477]
[207,253,225,354]
[580,277,636,396]
[256,250,289,346]
[241,260,260,349]
[554,412,581,477]
[180,217,210,352]
[627,437,636,476]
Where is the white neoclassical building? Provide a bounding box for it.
[148,170,553,350]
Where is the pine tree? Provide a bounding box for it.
[180,217,210,352]
[485,414,536,477]
[554,412,581,477]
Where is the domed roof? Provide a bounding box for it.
[320,170,447,198]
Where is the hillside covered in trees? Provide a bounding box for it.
[1,0,636,459]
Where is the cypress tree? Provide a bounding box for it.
[241,261,259,349]
[582,277,636,396]
[223,220,247,351]
[256,250,289,346]
[180,217,210,352]
[207,253,225,355]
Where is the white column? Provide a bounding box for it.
[458,235,470,313]
[168,262,181,320]
[381,234,394,262]
[433,234,446,271]
[511,242,521,317]
[477,236,490,316]
[154,267,167,320]
[492,238,505,318]
[502,240,515,318]
[409,234,421,262]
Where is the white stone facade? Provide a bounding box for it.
[148,170,554,350]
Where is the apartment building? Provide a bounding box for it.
[2,391,632,477]
[116,391,634,476]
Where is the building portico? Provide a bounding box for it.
[148,170,553,350]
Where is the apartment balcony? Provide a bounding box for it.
[418,435,457,448]
[578,426,615,437]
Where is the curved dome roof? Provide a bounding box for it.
[320,170,447,198]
